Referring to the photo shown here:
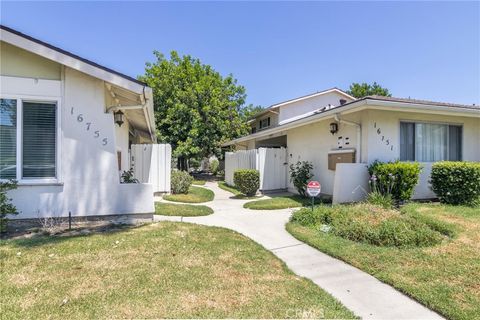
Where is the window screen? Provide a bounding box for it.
[22,102,56,178]
[0,99,17,179]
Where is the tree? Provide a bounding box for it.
[346,82,391,98]
[239,104,264,121]
[139,51,250,170]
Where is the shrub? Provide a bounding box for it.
[431,161,480,206]
[289,161,314,197]
[290,204,446,247]
[368,160,421,203]
[171,170,193,194]
[233,169,260,196]
[0,180,18,233]
[366,191,393,209]
[121,168,139,183]
[210,159,220,175]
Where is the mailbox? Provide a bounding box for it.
[328,149,356,170]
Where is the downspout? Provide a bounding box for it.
[334,113,362,163]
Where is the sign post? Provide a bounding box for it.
[306,181,321,211]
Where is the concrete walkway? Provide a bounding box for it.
[154,181,443,320]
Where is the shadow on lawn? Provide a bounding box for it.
[2,223,142,248]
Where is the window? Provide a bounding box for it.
[0,99,17,179]
[259,117,271,130]
[0,98,57,181]
[22,102,57,178]
[400,122,462,162]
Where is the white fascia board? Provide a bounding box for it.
[364,99,480,117]
[1,28,145,94]
[223,99,479,146]
[268,88,355,109]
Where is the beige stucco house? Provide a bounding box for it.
[0,25,159,220]
[224,88,480,203]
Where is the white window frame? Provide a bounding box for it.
[259,117,271,130]
[399,119,463,162]
[0,94,62,185]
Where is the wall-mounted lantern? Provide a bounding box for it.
[329,122,338,135]
[114,110,125,127]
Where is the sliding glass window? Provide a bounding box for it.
[0,98,57,181]
[400,121,462,162]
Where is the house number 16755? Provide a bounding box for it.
[70,107,108,146]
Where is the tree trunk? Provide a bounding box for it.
[177,156,188,171]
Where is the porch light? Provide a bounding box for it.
[114,110,125,127]
[329,122,338,135]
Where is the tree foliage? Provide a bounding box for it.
[346,82,391,98]
[139,51,250,169]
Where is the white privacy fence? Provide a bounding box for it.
[225,147,288,191]
[131,144,171,193]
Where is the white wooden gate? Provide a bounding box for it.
[225,149,256,186]
[131,144,171,193]
[225,147,288,191]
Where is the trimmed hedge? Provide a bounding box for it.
[368,160,421,202]
[171,170,193,194]
[233,169,260,196]
[431,161,480,206]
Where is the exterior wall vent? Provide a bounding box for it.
[340,99,347,105]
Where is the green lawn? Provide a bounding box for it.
[0,222,356,319]
[286,203,480,320]
[244,195,325,210]
[192,180,206,186]
[217,181,262,199]
[155,202,213,216]
[163,186,214,203]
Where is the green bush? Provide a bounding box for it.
[368,160,421,203]
[210,159,220,175]
[171,170,193,194]
[233,169,260,196]
[289,161,314,197]
[0,180,18,233]
[431,161,480,206]
[290,204,449,247]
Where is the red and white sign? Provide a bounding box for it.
[306,181,321,197]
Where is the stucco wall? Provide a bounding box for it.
[0,41,61,80]
[286,116,359,195]
[3,67,154,219]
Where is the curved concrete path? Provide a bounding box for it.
[154,181,443,320]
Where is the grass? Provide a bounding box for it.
[217,181,262,199]
[244,195,325,210]
[192,180,206,186]
[0,222,356,319]
[163,186,214,203]
[155,202,213,216]
[286,203,480,320]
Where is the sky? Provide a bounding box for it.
[1,1,479,107]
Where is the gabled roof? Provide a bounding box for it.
[267,87,356,109]
[248,87,355,120]
[0,24,146,94]
[1,24,156,141]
